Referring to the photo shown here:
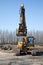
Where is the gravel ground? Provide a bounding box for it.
[0,53,43,65]
[0,44,43,65]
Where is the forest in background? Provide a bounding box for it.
[0,30,43,45]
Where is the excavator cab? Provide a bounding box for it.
[27,36,35,46]
[26,36,35,50]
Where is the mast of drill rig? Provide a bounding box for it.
[16,4,27,36]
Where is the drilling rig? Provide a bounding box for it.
[16,4,35,55]
[16,4,27,36]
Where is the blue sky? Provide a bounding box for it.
[0,0,43,31]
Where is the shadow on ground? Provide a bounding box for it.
[27,52,43,56]
[16,52,43,56]
[35,52,43,56]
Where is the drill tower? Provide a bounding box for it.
[16,4,27,36]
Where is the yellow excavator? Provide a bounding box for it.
[16,36,35,55]
[16,4,35,55]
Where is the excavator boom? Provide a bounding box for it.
[16,4,27,36]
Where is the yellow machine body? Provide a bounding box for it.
[17,41,23,48]
[17,36,26,48]
[17,36,34,50]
